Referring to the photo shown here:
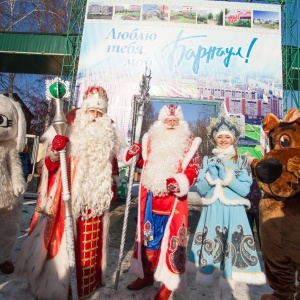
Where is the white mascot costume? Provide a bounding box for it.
[0,94,26,274]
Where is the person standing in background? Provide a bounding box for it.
[20,144,32,182]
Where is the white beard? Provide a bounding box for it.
[142,121,192,196]
[68,111,116,219]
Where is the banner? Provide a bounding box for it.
[75,1,282,139]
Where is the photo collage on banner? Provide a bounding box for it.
[75,0,282,155]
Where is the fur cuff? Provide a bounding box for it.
[123,147,133,166]
[173,173,190,197]
[220,172,233,186]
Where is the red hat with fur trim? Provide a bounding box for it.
[81,85,108,113]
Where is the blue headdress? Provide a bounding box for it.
[207,103,241,143]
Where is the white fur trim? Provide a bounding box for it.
[173,173,190,197]
[181,137,202,170]
[31,233,69,300]
[81,93,108,113]
[158,105,184,121]
[123,146,133,166]
[41,125,57,143]
[219,190,251,208]
[15,217,47,279]
[142,132,149,161]
[16,217,70,300]
[220,172,234,186]
[155,261,187,292]
[201,172,250,208]
[232,271,266,285]
[200,173,221,205]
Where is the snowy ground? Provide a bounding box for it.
[0,185,273,300]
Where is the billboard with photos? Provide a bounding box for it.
[75,0,282,140]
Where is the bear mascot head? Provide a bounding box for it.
[251,108,300,300]
[0,93,27,274]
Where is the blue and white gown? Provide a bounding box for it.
[187,148,266,294]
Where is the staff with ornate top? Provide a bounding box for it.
[46,78,78,300]
[115,67,152,290]
[16,81,123,300]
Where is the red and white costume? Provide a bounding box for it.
[16,87,124,300]
[124,105,202,296]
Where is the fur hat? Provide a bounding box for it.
[0,94,26,152]
[158,104,184,121]
[81,86,108,113]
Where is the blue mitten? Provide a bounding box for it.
[216,159,226,179]
[207,158,218,180]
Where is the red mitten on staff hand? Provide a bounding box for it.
[52,135,69,151]
[166,177,180,193]
[126,142,142,161]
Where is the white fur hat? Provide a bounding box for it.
[158,104,184,121]
[81,86,108,113]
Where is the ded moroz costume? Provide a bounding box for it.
[124,104,202,300]
[15,86,124,300]
[187,111,266,300]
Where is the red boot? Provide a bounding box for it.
[127,248,157,290]
[154,284,172,300]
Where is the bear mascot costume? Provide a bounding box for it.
[251,108,300,300]
[0,94,27,274]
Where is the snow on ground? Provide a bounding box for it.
[0,186,273,300]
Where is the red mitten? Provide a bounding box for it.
[52,135,70,151]
[166,177,180,193]
[126,142,142,161]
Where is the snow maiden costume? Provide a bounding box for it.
[124,105,202,300]
[187,112,266,300]
[16,86,123,300]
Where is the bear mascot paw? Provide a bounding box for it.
[0,94,26,274]
[251,108,300,300]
